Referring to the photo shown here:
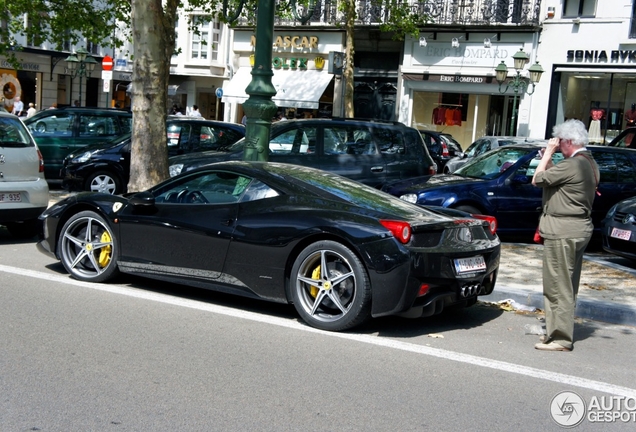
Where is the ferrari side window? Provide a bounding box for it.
[240,179,279,202]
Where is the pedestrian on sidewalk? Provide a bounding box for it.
[532,119,599,352]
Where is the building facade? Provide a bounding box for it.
[536,0,636,143]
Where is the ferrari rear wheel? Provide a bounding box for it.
[291,240,370,331]
[59,211,119,282]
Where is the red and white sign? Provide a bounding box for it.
[102,55,113,71]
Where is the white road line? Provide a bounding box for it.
[3,264,636,398]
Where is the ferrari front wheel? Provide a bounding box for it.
[59,211,119,282]
[291,240,370,331]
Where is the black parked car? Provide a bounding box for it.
[420,130,463,173]
[37,161,500,331]
[607,128,636,149]
[61,118,245,194]
[601,196,636,260]
[382,144,636,239]
[169,118,437,188]
[24,107,133,180]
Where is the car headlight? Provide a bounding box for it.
[169,164,183,177]
[400,193,418,204]
[71,151,93,163]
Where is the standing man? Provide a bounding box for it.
[11,96,24,116]
[532,119,599,352]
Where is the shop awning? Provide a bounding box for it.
[222,67,333,109]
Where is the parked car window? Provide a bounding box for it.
[78,115,120,137]
[269,127,310,154]
[30,112,75,136]
[201,126,243,151]
[374,128,405,154]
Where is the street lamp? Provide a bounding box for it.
[495,48,544,136]
[65,47,98,106]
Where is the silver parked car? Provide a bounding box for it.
[0,111,50,238]
[443,136,546,173]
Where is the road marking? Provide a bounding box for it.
[3,264,636,398]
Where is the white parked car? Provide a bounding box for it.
[0,111,49,238]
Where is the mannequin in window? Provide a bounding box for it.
[625,103,636,128]
[588,102,605,143]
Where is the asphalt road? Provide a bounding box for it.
[2,230,636,431]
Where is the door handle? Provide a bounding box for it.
[371,166,384,172]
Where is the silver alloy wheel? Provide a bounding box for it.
[89,173,117,194]
[295,248,357,324]
[60,213,116,281]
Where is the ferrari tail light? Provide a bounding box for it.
[418,284,430,297]
[37,149,44,173]
[380,220,412,244]
[471,214,498,235]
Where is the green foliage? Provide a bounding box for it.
[0,0,133,66]
[380,1,433,40]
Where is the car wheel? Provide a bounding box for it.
[290,240,371,331]
[455,205,481,215]
[35,122,46,133]
[86,171,122,195]
[59,211,119,282]
[5,220,38,239]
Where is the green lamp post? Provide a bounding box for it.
[65,47,98,106]
[241,0,278,161]
[495,48,544,136]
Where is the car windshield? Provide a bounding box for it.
[454,147,537,179]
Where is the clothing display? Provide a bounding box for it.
[588,108,605,142]
[432,106,462,126]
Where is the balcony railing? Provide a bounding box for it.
[236,0,542,27]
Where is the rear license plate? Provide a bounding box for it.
[610,227,632,241]
[0,193,22,203]
[454,255,486,274]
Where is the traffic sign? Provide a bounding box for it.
[215,87,223,98]
[102,55,113,71]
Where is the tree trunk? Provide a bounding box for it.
[343,0,355,118]
[128,0,176,192]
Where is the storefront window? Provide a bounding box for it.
[554,72,634,144]
[410,91,492,148]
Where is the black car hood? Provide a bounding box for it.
[70,135,131,156]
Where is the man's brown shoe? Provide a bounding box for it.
[534,341,571,352]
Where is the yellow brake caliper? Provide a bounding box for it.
[310,265,321,298]
[98,231,112,268]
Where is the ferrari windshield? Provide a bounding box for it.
[454,147,537,179]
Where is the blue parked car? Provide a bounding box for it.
[382,143,636,239]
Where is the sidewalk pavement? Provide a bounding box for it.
[49,191,636,327]
[492,243,636,327]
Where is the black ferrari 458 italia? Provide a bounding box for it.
[37,161,500,331]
